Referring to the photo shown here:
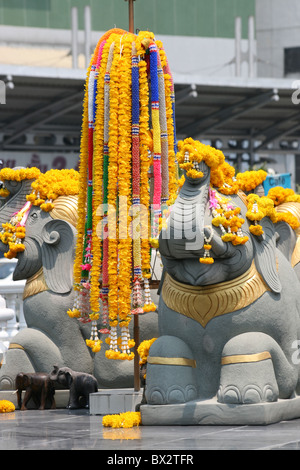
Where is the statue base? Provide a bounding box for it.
[0,389,70,409]
[89,388,143,415]
[0,388,143,413]
[140,395,300,426]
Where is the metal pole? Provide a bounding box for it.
[84,5,92,68]
[248,15,255,78]
[71,6,78,69]
[128,0,135,33]
[235,16,242,77]
[126,0,135,33]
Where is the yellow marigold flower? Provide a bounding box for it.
[0,400,15,413]
[249,224,264,236]
[137,338,157,365]
[199,257,214,264]
[0,188,10,197]
[102,411,141,428]
[221,233,236,242]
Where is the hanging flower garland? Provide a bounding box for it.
[71,28,179,360]
[131,42,144,317]
[210,188,248,246]
[137,337,157,366]
[174,137,300,246]
[245,189,300,235]
[0,201,30,258]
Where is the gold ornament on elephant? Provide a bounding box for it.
[161,261,269,328]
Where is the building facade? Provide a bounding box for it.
[0,0,299,185]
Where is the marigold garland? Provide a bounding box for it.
[137,338,157,365]
[71,29,179,360]
[175,137,300,247]
[0,168,80,259]
[267,186,300,206]
[0,167,41,182]
[102,411,141,428]
[26,169,79,210]
[236,169,267,192]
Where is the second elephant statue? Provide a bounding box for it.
[50,365,98,409]
[141,138,300,426]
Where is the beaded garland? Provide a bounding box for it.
[70,29,179,360]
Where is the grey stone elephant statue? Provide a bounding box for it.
[50,365,98,409]
[141,138,300,426]
[0,167,158,392]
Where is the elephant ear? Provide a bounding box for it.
[65,371,73,387]
[252,216,282,293]
[274,220,297,262]
[41,219,76,294]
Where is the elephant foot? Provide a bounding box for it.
[145,335,198,405]
[217,334,280,405]
[218,381,278,405]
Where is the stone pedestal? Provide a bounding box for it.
[140,396,300,426]
[89,389,143,415]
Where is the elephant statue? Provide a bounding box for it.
[49,365,98,409]
[0,167,158,392]
[140,138,300,425]
[15,372,56,410]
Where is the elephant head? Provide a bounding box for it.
[158,139,299,294]
[49,365,73,388]
[0,167,78,297]
[13,198,77,296]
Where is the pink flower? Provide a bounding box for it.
[80,263,92,271]
[209,188,218,209]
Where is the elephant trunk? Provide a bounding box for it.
[159,169,211,259]
[49,365,59,381]
[0,178,34,230]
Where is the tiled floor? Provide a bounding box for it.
[1,408,300,451]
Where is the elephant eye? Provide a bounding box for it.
[30,212,38,220]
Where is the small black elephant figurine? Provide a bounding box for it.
[50,365,98,409]
[15,372,56,411]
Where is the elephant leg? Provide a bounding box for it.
[145,335,198,405]
[47,384,56,409]
[31,392,41,409]
[39,387,47,410]
[217,332,298,404]
[50,392,56,409]
[16,389,23,409]
[67,385,80,409]
[21,388,32,410]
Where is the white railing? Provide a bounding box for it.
[0,281,26,358]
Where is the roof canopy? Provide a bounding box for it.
[1,65,299,167]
